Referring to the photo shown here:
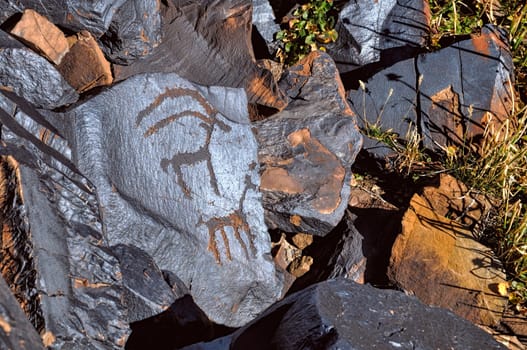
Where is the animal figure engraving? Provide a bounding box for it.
[135,87,257,264]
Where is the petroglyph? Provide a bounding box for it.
[135,86,258,264]
[135,87,231,197]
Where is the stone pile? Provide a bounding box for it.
[0,0,519,349]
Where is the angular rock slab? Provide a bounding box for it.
[112,244,177,323]
[99,0,162,65]
[114,0,286,111]
[0,29,77,109]
[186,279,506,349]
[256,52,362,236]
[328,0,430,73]
[388,189,508,326]
[60,73,283,327]
[9,9,70,65]
[347,25,514,158]
[0,94,130,349]
[0,275,45,349]
[0,0,127,36]
[251,0,280,57]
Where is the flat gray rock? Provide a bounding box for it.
[328,0,430,73]
[347,25,514,158]
[58,73,283,327]
[0,30,78,109]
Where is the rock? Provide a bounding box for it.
[57,30,113,93]
[256,51,362,236]
[347,25,514,158]
[0,0,127,36]
[126,295,217,350]
[288,211,367,294]
[186,279,506,349]
[9,9,69,65]
[251,0,280,57]
[291,232,313,250]
[113,0,253,87]
[0,93,130,348]
[112,244,177,323]
[328,0,430,73]
[0,29,78,109]
[388,186,508,326]
[99,0,162,65]
[0,274,45,349]
[53,73,283,327]
[114,0,286,112]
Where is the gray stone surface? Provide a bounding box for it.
[256,52,362,236]
[57,73,283,327]
[114,0,255,88]
[347,25,514,158]
[99,0,162,64]
[0,0,127,36]
[112,244,177,323]
[186,279,506,349]
[0,30,78,109]
[252,0,280,56]
[0,92,130,349]
[327,0,430,73]
[0,275,45,349]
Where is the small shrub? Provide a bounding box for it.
[275,0,338,65]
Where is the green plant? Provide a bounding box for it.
[275,0,338,65]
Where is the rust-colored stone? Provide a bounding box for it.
[10,9,70,65]
[57,31,113,93]
[260,167,304,194]
[291,232,313,250]
[288,255,313,278]
[388,189,507,326]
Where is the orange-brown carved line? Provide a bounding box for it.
[144,110,212,137]
[136,87,217,127]
[220,228,232,261]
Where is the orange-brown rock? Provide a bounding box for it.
[10,9,69,65]
[388,184,507,326]
[57,31,112,93]
[256,52,362,236]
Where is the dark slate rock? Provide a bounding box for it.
[126,295,218,350]
[0,0,127,36]
[256,51,362,236]
[112,244,177,323]
[114,0,254,87]
[113,0,286,111]
[327,0,430,73]
[55,73,283,327]
[99,0,162,65]
[0,93,130,349]
[347,25,514,159]
[0,30,78,109]
[186,279,506,349]
[0,275,45,349]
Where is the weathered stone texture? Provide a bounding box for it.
[59,73,283,327]
[0,274,45,349]
[257,51,362,235]
[185,279,506,349]
[347,25,514,158]
[0,30,77,109]
[0,92,130,349]
[99,0,162,64]
[0,0,127,36]
[388,179,508,326]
